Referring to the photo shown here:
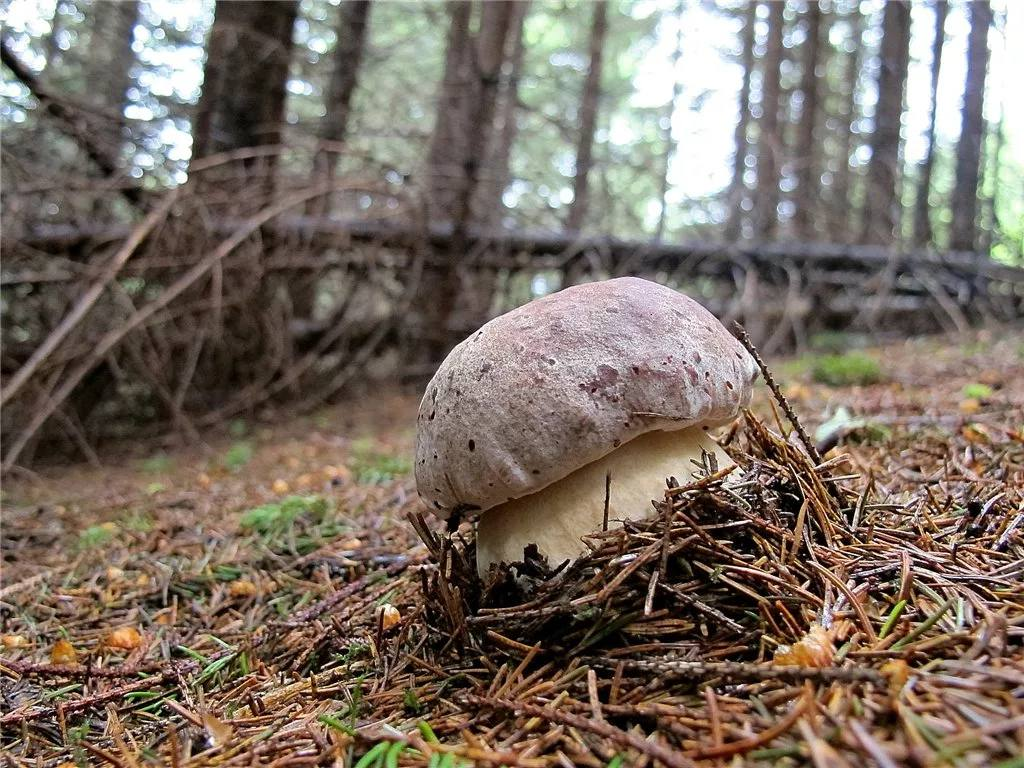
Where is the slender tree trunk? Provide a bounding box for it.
[566,0,609,233]
[40,1,72,79]
[472,0,530,227]
[793,1,823,240]
[754,0,784,241]
[314,0,372,183]
[724,0,757,243]
[861,0,911,245]
[654,0,685,243]
[950,0,992,252]
[191,1,299,165]
[417,1,516,362]
[298,2,372,325]
[425,1,474,221]
[84,0,138,118]
[979,114,1003,253]
[832,8,864,241]
[912,0,948,247]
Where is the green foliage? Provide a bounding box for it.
[350,438,412,484]
[228,419,249,438]
[810,353,883,387]
[962,383,993,399]
[77,523,116,551]
[222,441,254,471]
[239,495,328,535]
[403,687,423,714]
[141,453,174,473]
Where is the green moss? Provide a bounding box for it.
[239,495,328,535]
[350,438,412,484]
[811,353,883,387]
[222,441,254,471]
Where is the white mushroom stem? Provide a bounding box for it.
[475,426,733,575]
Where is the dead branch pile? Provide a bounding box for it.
[1,159,421,472]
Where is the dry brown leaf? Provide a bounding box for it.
[51,638,79,664]
[229,579,258,598]
[106,626,143,650]
[378,603,401,631]
[774,625,835,667]
[202,711,234,747]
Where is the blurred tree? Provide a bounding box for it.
[950,0,992,251]
[313,0,373,186]
[83,0,138,120]
[724,0,757,243]
[472,0,530,228]
[829,5,864,240]
[420,1,516,358]
[191,1,299,165]
[793,0,823,240]
[40,1,73,78]
[566,0,609,233]
[861,0,910,245]
[754,0,784,240]
[654,0,684,244]
[912,0,948,247]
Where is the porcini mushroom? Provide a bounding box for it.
[415,277,758,575]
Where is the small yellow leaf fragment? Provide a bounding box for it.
[228,579,258,598]
[51,639,79,665]
[773,625,834,667]
[202,712,234,747]
[296,473,316,488]
[271,479,290,494]
[881,659,910,694]
[378,603,401,631]
[959,398,981,415]
[197,472,212,489]
[106,627,143,650]
[2,634,29,649]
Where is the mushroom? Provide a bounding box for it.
[414,277,758,575]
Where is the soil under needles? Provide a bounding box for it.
[2,331,1023,767]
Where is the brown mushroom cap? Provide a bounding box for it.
[414,277,758,518]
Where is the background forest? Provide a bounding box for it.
[2,0,1023,467]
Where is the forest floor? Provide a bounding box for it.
[2,329,1023,767]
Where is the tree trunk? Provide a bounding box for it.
[654,0,685,244]
[424,1,475,222]
[566,0,609,233]
[831,8,864,241]
[912,0,948,248]
[754,0,784,241]
[861,0,911,245]
[191,1,299,164]
[724,0,757,243]
[313,0,372,183]
[83,0,138,118]
[417,1,516,363]
[472,0,530,228]
[950,0,992,252]
[793,1,823,240]
[40,1,72,79]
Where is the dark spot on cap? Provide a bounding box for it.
[531,469,540,475]
[480,362,492,374]
[725,380,734,390]
[612,439,621,448]
[429,410,436,420]
[468,439,476,452]
[693,351,702,363]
